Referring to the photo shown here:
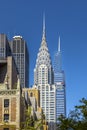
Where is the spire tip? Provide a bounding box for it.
[58,36,60,52]
[43,13,45,39]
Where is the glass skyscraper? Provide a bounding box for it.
[0,34,11,59]
[53,37,66,121]
[10,36,29,88]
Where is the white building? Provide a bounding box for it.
[34,18,56,130]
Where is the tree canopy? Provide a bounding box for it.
[57,98,87,130]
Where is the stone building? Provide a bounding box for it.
[0,56,25,130]
[23,86,41,118]
[23,86,48,130]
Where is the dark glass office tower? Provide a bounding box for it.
[0,34,11,84]
[10,36,29,88]
[53,37,66,121]
[0,34,11,59]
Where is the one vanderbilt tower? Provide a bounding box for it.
[53,37,66,121]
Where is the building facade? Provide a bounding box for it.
[0,56,25,130]
[10,36,29,88]
[34,19,56,130]
[22,86,48,130]
[0,36,26,130]
[0,34,11,59]
[53,37,66,121]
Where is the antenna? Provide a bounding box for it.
[43,13,45,38]
[58,36,60,52]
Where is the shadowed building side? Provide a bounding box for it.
[0,34,11,59]
[9,36,29,88]
[0,35,26,130]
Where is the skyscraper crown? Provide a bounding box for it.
[54,37,62,73]
[35,16,52,68]
[34,16,53,85]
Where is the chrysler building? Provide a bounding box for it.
[34,17,56,130]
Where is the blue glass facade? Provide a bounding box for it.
[53,38,66,121]
[54,52,62,73]
[56,83,66,122]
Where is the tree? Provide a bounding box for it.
[20,106,44,130]
[57,98,87,130]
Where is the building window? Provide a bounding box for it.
[3,128,9,130]
[13,40,16,53]
[4,114,9,121]
[30,92,33,97]
[4,99,9,107]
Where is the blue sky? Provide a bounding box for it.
[0,0,87,115]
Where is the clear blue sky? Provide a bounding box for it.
[0,0,87,115]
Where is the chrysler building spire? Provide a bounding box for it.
[34,16,53,85]
[42,13,46,40]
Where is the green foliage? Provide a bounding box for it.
[57,98,87,130]
[20,106,44,130]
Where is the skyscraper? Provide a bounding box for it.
[53,37,66,121]
[34,18,56,129]
[0,39,26,129]
[10,36,29,88]
[0,34,11,59]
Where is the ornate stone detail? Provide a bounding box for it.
[0,90,16,95]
